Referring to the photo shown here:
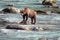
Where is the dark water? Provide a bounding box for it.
[0,0,60,40]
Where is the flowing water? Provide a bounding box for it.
[0,0,60,40]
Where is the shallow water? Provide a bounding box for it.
[0,0,60,40]
[0,14,60,40]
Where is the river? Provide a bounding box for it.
[0,0,60,40]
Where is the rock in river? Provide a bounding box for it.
[6,24,48,31]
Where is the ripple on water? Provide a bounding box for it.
[0,29,60,40]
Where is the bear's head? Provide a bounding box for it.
[20,10,27,15]
[20,8,28,15]
[20,10,24,15]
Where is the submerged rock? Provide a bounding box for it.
[35,10,48,15]
[0,19,9,25]
[32,27,48,31]
[51,10,60,14]
[6,24,48,31]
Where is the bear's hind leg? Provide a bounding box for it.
[34,16,36,24]
[31,17,36,24]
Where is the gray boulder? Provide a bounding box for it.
[2,5,20,14]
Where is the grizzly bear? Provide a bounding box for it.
[20,8,37,24]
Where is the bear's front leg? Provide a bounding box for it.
[23,15,25,21]
[23,14,28,21]
[25,14,28,21]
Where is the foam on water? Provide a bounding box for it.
[0,29,60,40]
